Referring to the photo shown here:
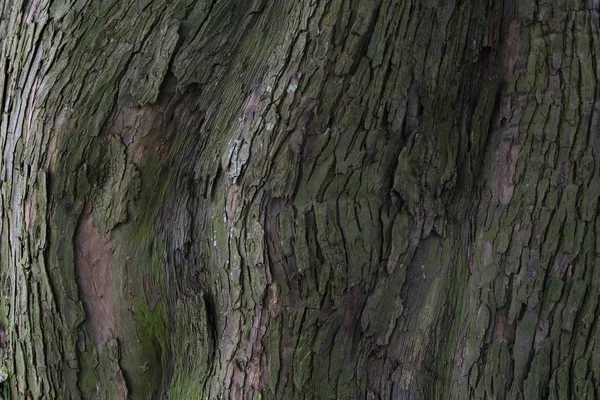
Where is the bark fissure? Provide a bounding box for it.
[1,0,600,399]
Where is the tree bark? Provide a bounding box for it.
[1,0,599,398]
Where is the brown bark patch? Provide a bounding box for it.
[107,75,180,168]
[492,139,521,205]
[506,20,521,75]
[266,284,280,317]
[226,184,241,226]
[493,313,505,342]
[75,203,116,349]
[143,277,161,309]
[44,106,75,169]
[24,189,35,232]
[114,360,129,400]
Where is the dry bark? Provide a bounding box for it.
[1,0,599,399]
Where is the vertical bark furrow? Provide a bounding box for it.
[1,0,599,399]
[459,3,600,399]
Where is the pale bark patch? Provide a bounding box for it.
[75,202,116,350]
[483,241,493,266]
[24,189,35,232]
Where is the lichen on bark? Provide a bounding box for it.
[1,0,599,399]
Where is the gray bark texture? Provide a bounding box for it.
[1,0,599,399]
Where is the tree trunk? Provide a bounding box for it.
[1,0,599,398]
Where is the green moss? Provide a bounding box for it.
[562,280,587,332]
[547,279,564,303]
[77,342,99,398]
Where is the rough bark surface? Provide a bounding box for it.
[1,0,599,399]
